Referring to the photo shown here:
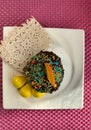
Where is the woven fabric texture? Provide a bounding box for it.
[0,0,91,130]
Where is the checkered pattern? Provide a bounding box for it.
[0,0,91,130]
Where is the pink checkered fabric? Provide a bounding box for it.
[0,0,91,130]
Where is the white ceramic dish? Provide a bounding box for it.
[3,27,84,109]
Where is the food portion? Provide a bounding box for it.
[32,89,45,98]
[44,63,56,88]
[0,17,64,99]
[12,51,64,98]
[12,76,32,98]
[19,84,32,98]
[12,76,45,98]
[24,51,64,94]
[12,76,26,89]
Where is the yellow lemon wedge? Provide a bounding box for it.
[44,63,56,88]
[19,83,32,98]
[32,89,45,98]
[12,76,27,89]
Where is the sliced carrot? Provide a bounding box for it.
[44,63,56,88]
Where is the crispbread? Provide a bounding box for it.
[0,18,52,72]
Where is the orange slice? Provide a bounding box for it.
[44,63,56,88]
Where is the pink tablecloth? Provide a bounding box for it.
[0,0,91,130]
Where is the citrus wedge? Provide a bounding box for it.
[44,63,56,88]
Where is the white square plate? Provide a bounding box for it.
[3,27,84,109]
